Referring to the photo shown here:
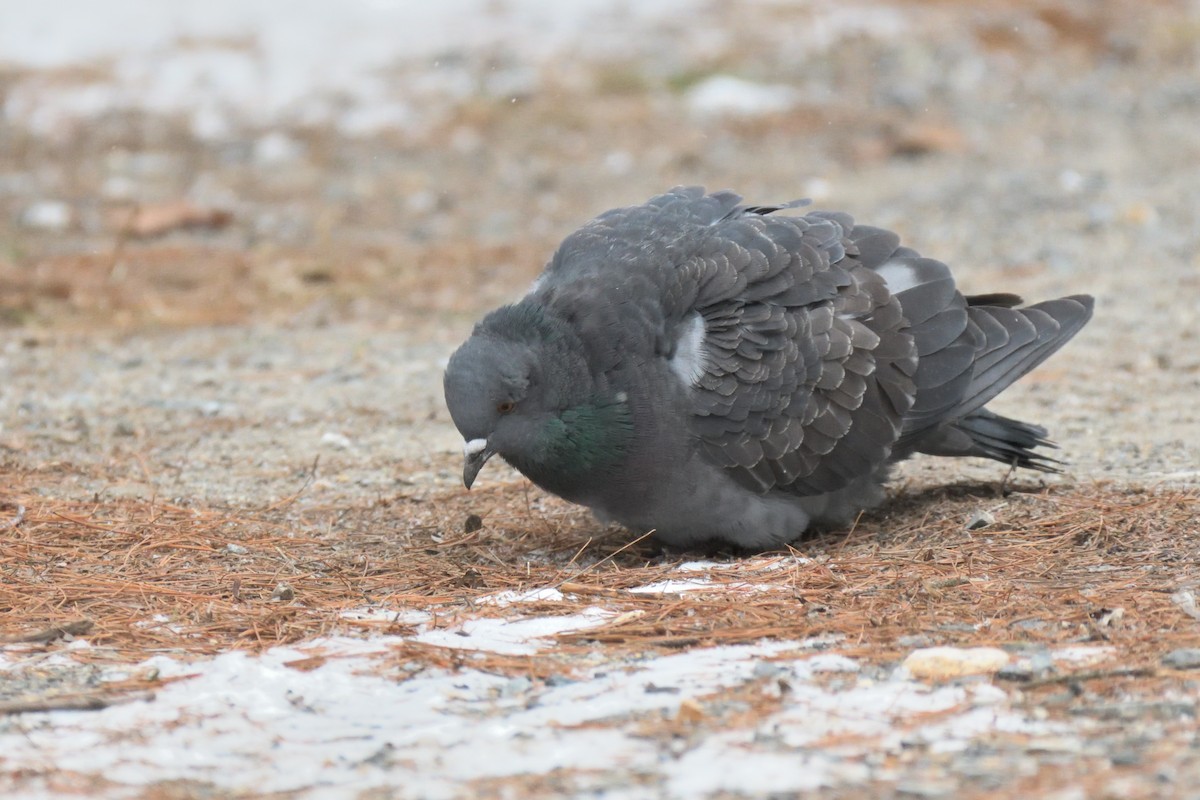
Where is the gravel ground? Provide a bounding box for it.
[2,1,1200,798]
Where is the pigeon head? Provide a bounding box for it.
[443,304,633,493]
[443,329,541,488]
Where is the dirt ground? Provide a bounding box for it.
[2,1,1200,798]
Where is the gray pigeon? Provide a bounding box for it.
[443,187,1093,549]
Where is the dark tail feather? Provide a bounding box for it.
[951,295,1094,422]
[918,409,1063,473]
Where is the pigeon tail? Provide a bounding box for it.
[950,294,1094,422]
[915,408,1063,472]
[907,294,1093,470]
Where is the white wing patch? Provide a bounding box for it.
[875,259,923,294]
[669,313,708,386]
[523,274,546,298]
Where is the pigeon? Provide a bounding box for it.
[443,187,1093,549]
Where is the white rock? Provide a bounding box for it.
[605,150,634,175]
[321,431,353,449]
[901,646,1011,680]
[1058,169,1085,193]
[254,131,306,165]
[685,75,798,117]
[966,510,995,530]
[802,177,832,201]
[21,200,72,230]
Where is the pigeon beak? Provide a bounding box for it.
[462,438,495,489]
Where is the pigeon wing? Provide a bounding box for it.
[677,203,919,496]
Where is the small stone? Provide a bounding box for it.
[751,660,784,679]
[685,75,798,117]
[902,646,1011,680]
[1161,648,1200,670]
[645,683,681,694]
[271,582,295,602]
[897,634,934,648]
[895,779,956,798]
[225,543,248,555]
[1012,618,1049,631]
[200,401,225,417]
[499,677,531,697]
[1027,735,1084,754]
[463,514,483,533]
[21,200,72,230]
[254,131,306,165]
[966,510,995,530]
[676,697,706,723]
[320,431,353,449]
[1058,169,1085,193]
[1170,590,1200,621]
[361,743,397,767]
[1110,750,1142,766]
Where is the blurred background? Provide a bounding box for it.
[3,0,1197,331]
[2,0,1199,492]
[4,6,1200,795]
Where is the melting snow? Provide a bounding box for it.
[0,634,1061,799]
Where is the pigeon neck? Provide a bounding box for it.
[511,396,633,497]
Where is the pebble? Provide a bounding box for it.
[685,75,798,117]
[1011,618,1049,632]
[1161,648,1200,670]
[20,200,72,230]
[1169,590,1200,621]
[499,677,532,698]
[965,510,994,530]
[253,132,306,165]
[320,431,353,449]
[902,646,1011,680]
[897,634,935,648]
[1027,735,1085,754]
[751,660,786,679]
[895,779,956,798]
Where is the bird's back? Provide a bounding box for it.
[531,187,1091,498]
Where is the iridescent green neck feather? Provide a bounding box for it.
[510,397,633,497]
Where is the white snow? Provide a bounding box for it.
[1,556,1100,797]
[411,607,614,655]
[0,0,906,137]
[0,0,699,137]
[0,633,1060,799]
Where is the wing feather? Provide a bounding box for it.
[540,187,1088,501]
[680,193,918,496]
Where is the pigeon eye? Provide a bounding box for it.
[496,400,515,414]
